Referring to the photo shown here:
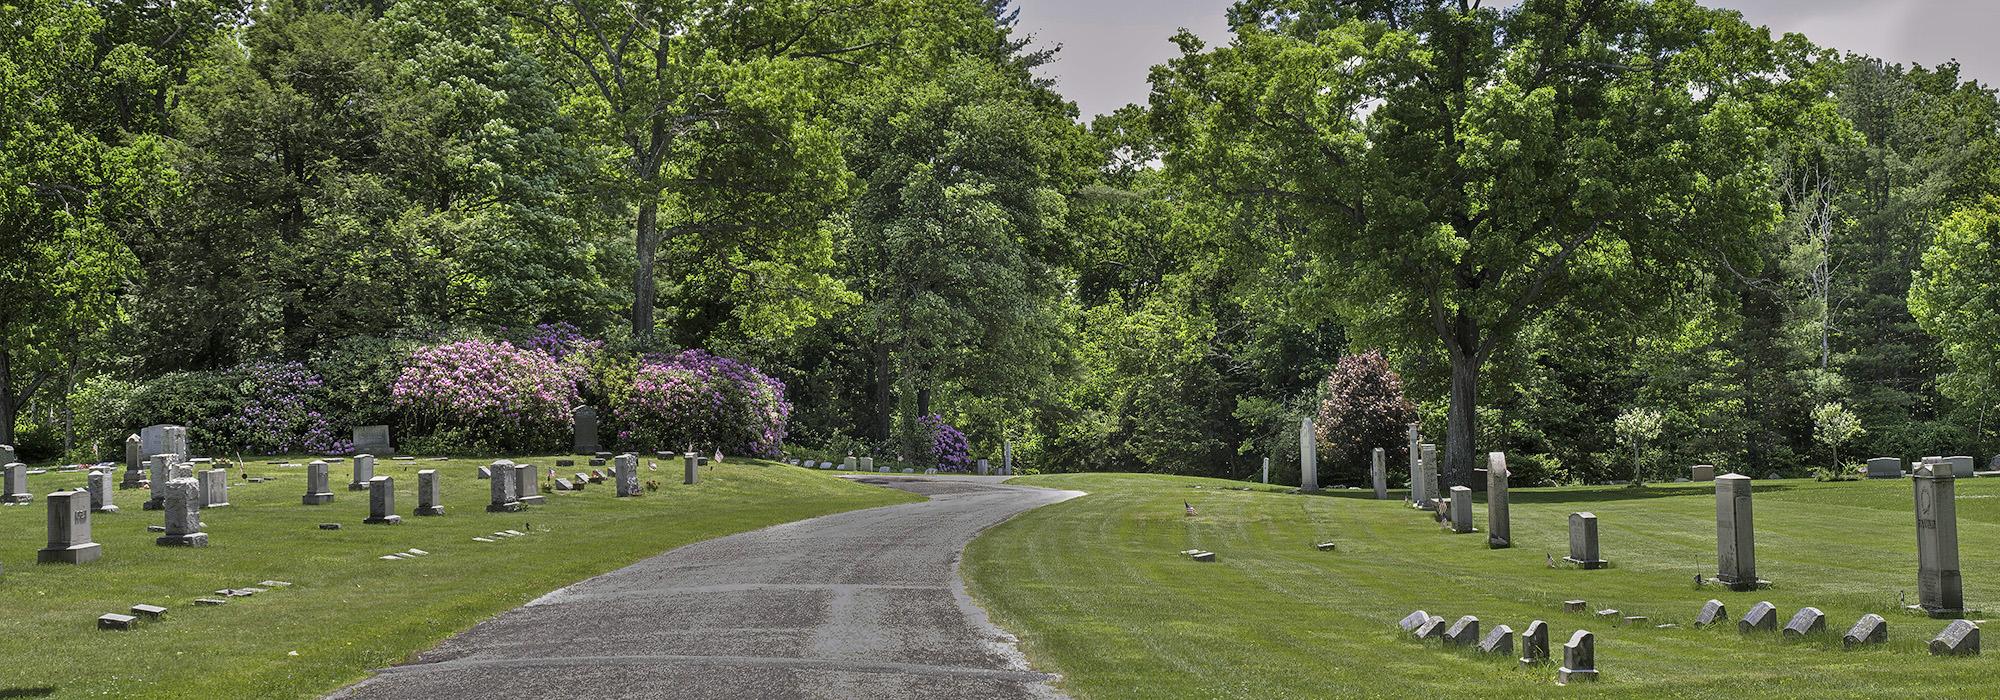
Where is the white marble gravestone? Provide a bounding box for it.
[38,490,101,564]
[415,469,443,516]
[1299,416,1319,492]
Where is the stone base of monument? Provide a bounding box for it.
[518,495,545,506]
[142,498,164,511]
[37,542,102,564]
[415,506,444,516]
[1906,604,1972,619]
[1556,667,1598,684]
[3,494,33,505]
[363,514,402,525]
[1488,536,1510,549]
[487,502,523,513]
[95,504,119,514]
[348,483,368,491]
[302,493,334,505]
[156,533,209,547]
[1563,556,1608,570]
[1715,574,1770,591]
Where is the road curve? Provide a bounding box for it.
[329,475,1082,700]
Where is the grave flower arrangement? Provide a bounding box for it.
[391,339,579,452]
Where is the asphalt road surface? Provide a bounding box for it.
[329,475,1082,700]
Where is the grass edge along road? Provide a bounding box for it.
[0,457,918,699]
[963,472,2000,699]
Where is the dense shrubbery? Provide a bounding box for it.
[921,414,970,471]
[117,362,345,455]
[611,349,790,457]
[391,339,580,453]
[1314,351,1418,485]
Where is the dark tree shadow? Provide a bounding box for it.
[0,688,58,698]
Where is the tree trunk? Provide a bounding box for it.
[632,200,660,346]
[0,324,13,446]
[916,386,931,418]
[868,344,893,441]
[1443,343,1480,490]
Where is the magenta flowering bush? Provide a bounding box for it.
[611,349,790,457]
[920,414,971,471]
[391,339,580,451]
[229,361,347,454]
[518,322,603,361]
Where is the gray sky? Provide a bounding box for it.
[1010,0,2000,119]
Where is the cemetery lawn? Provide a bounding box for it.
[0,458,917,699]
[965,473,2000,698]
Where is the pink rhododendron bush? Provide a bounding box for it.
[391,339,580,452]
[611,349,790,457]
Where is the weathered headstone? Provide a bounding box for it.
[144,454,171,510]
[1478,624,1514,656]
[122,434,144,488]
[571,405,600,454]
[1448,486,1475,533]
[1739,601,1777,633]
[844,456,857,470]
[1690,464,1715,482]
[1406,424,1421,505]
[155,475,206,546]
[38,490,101,564]
[860,456,875,472]
[476,466,491,480]
[2,462,30,504]
[1944,455,1975,478]
[1370,448,1388,499]
[140,425,188,463]
[1843,614,1888,647]
[1564,512,1606,569]
[200,468,228,508]
[1420,443,1440,508]
[976,459,989,476]
[684,452,699,486]
[487,464,521,512]
[364,476,401,524]
[513,464,543,506]
[302,461,335,505]
[1931,619,1979,656]
[615,454,640,497]
[352,425,394,456]
[1414,616,1447,640]
[1519,620,1550,667]
[351,454,380,491]
[1866,457,1902,479]
[1399,610,1432,633]
[1299,416,1319,492]
[1715,473,1767,590]
[1487,452,1510,548]
[1913,462,1965,617]
[415,470,443,516]
[1694,599,1727,628]
[87,470,117,513]
[1444,615,1480,647]
[1557,630,1597,684]
[1003,440,1014,475]
[1783,607,1827,639]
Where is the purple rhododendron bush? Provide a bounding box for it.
[611,349,791,457]
[921,414,970,471]
[392,339,582,453]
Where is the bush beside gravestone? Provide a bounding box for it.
[391,339,579,453]
[609,349,790,457]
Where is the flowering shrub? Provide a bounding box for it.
[920,414,970,471]
[391,339,580,452]
[611,349,790,457]
[518,322,603,361]
[1314,350,1418,483]
[230,361,347,454]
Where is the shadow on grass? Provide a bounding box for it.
[0,688,56,698]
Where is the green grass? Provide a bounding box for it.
[0,456,917,698]
[964,473,2000,699]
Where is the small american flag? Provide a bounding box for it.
[1185,501,1197,517]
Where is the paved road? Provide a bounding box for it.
[330,476,1082,700]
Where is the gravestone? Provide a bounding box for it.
[352,426,394,456]
[1299,416,1319,492]
[1519,620,1550,667]
[571,405,600,454]
[1260,456,1269,485]
[155,475,207,547]
[2,463,31,504]
[1690,464,1715,482]
[844,456,857,470]
[1931,619,1979,656]
[1414,616,1447,640]
[860,457,874,472]
[477,466,491,479]
[1399,610,1432,633]
[554,478,577,492]
[1783,607,1827,639]
[1843,614,1888,648]
[302,461,335,505]
[1486,452,1510,548]
[1564,512,1606,569]
[1944,455,1975,478]
[1557,630,1597,684]
[1913,462,1965,617]
[1003,440,1014,475]
[144,454,172,510]
[684,452,699,486]
[1448,486,1475,533]
[1444,616,1480,647]
[1478,624,1514,656]
[1420,443,1440,508]
[573,472,590,487]
[37,490,101,564]
[1740,601,1778,633]
[976,459,989,476]
[1406,424,1421,505]
[1371,448,1388,499]
[514,465,543,506]
[200,469,228,508]
[1866,457,1902,479]
[415,470,443,516]
[615,454,640,497]
[87,470,117,513]
[140,425,188,462]
[1715,473,1767,590]
[364,476,401,524]
[122,434,145,488]
[349,454,376,491]
[1694,599,1727,628]
[487,464,521,512]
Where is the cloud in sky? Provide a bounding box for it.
[1010,0,2000,118]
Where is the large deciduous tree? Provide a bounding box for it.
[1151,0,1790,487]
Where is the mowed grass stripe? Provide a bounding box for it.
[965,473,2000,698]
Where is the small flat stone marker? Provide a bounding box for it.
[318,523,342,530]
[472,537,495,542]
[1694,599,1727,628]
[1563,600,1587,613]
[98,613,138,631]
[1595,609,1620,620]
[259,581,291,587]
[1931,619,1979,656]
[1190,551,1216,562]
[1843,614,1888,648]
[1478,624,1514,656]
[1520,620,1550,666]
[193,598,227,606]
[1621,616,1648,627]
[130,604,166,620]
[1782,607,1827,639]
[1443,616,1479,647]
[1557,630,1597,684]
[1740,601,1778,633]
[1315,542,1336,551]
